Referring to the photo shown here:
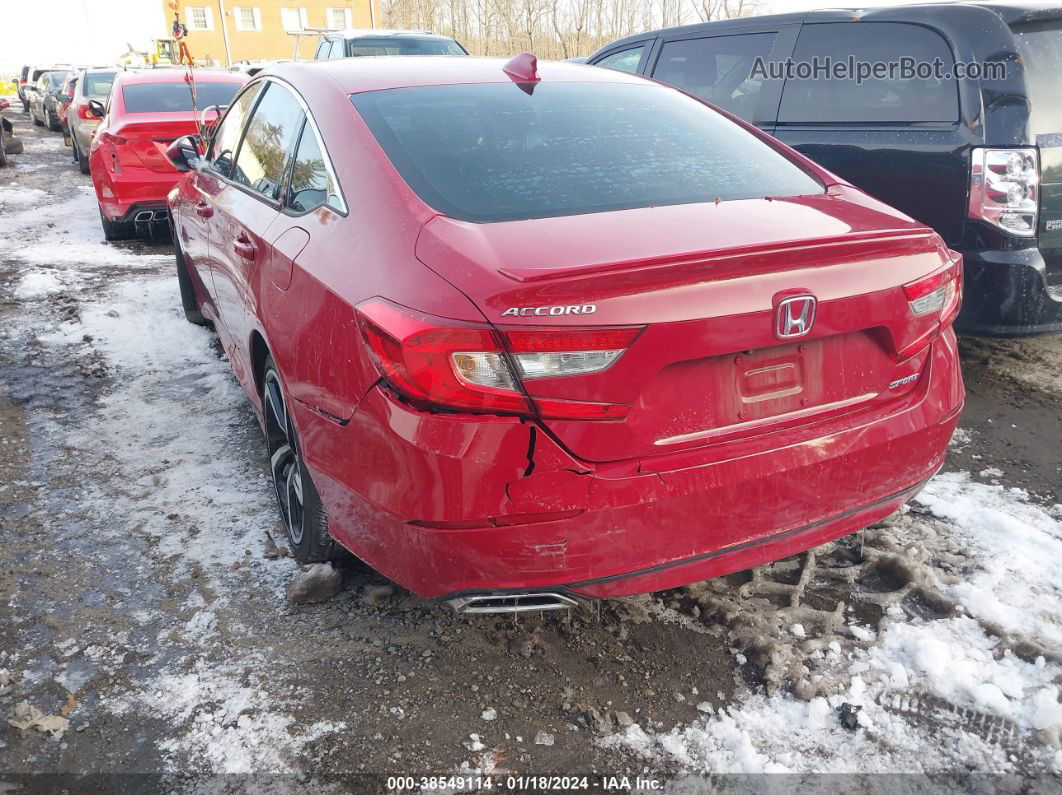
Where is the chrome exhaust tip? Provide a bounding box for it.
[447,592,580,615]
[133,210,154,223]
[152,210,169,221]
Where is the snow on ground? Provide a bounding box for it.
[39,276,287,588]
[23,273,328,773]
[604,476,1062,774]
[0,186,169,270]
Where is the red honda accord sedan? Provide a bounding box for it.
[166,55,964,613]
[90,69,247,240]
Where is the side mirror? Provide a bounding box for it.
[87,99,105,119]
[165,135,201,173]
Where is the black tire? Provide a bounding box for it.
[174,233,208,326]
[0,143,7,169]
[73,138,90,174]
[98,204,135,241]
[22,100,29,113]
[4,137,23,156]
[32,113,43,127]
[48,113,61,132]
[263,356,335,564]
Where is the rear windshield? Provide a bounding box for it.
[351,82,823,223]
[1012,24,1062,138]
[347,38,466,56]
[84,72,116,99]
[122,82,241,113]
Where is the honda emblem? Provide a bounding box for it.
[776,296,816,339]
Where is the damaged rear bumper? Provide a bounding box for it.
[295,330,963,601]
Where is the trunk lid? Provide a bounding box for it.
[114,116,199,173]
[416,191,955,463]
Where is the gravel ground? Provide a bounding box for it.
[1,112,1060,792]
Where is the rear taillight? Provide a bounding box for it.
[356,298,638,420]
[76,103,94,121]
[969,148,1039,237]
[897,255,963,359]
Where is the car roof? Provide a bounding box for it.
[115,68,247,86]
[271,55,646,94]
[323,29,456,41]
[597,1,1060,50]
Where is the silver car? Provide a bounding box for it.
[70,68,117,175]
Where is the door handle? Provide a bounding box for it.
[233,234,256,262]
[194,200,213,218]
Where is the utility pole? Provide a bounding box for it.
[216,0,233,66]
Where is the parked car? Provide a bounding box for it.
[165,56,964,612]
[56,72,78,145]
[312,29,467,59]
[70,68,118,175]
[29,69,72,131]
[588,2,1061,335]
[16,65,58,112]
[0,97,25,167]
[89,69,247,240]
[16,65,32,111]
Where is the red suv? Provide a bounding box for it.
[167,56,964,613]
[90,69,247,240]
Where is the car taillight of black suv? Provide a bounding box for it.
[587,2,1062,335]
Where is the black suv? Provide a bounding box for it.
[588,2,1062,335]
[312,30,467,59]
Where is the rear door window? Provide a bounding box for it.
[653,33,778,121]
[207,82,263,177]
[778,23,959,124]
[232,83,305,201]
[287,124,343,213]
[593,46,645,73]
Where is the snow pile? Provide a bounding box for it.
[13,270,64,299]
[0,185,48,209]
[917,471,1062,653]
[605,474,1062,774]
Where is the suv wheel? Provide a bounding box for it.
[263,357,335,563]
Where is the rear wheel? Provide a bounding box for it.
[0,142,7,169]
[32,112,43,127]
[174,233,208,326]
[21,100,29,113]
[74,138,90,174]
[48,113,61,132]
[263,357,335,563]
[98,205,135,242]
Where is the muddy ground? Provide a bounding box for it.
[0,111,1060,791]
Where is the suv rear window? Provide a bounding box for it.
[778,22,959,124]
[352,82,823,223]
[345,38,466,56]
[1012,24,1062,138]
[122,82,241,113]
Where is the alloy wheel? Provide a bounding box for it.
[264,370,305,545]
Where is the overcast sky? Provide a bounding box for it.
[0,0,931,72]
